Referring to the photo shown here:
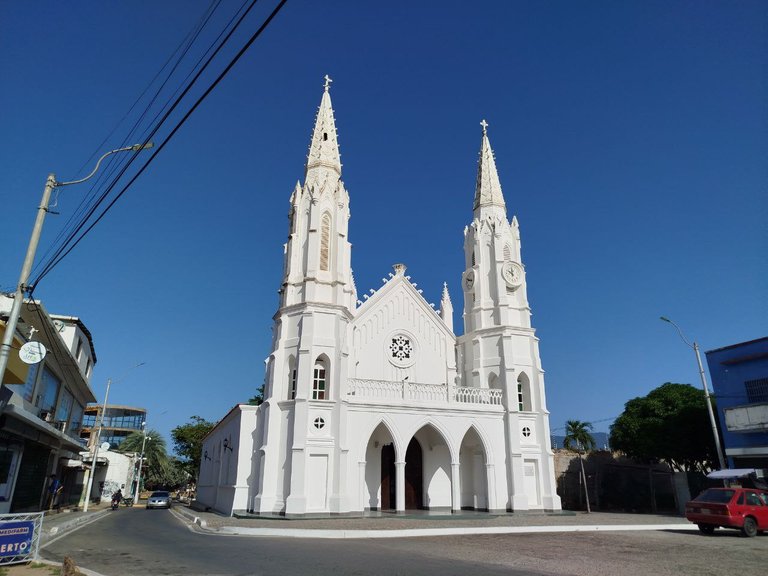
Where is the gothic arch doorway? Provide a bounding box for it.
[405,438,423,509]
[459,427,488,510]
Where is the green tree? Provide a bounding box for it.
[564,420,596,452]
[247,384,264,406]
[609,382,716,472]
[171,416,217,477]
[564,420,596,513]
[117,429,177,489]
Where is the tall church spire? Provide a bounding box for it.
[305,75,342,183]
[472,120,506,214]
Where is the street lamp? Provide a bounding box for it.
[660,316,726,469]
[134,425,151,503]
[81,362,145,511]
[0,142,153,390]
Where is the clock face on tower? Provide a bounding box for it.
[501,261,524,290]
[463,269,475,292]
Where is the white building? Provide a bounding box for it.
[199,79,562,516]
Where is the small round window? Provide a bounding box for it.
[387,332,417,368]
[313,417,325,430]
[522,427,531,438]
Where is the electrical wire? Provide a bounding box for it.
[32,0,227,280]
[29,0,289,289]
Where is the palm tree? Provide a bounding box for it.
[118,429,171,490]
[564,420,596,512]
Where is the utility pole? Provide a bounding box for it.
[0,143,152,392]
[660,316,726,470]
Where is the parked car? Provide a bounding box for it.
[146,490,172,509]
[685,487,768,537]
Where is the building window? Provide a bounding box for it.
[76,338,83,361]
[290,368,297,400]
[503,244,511,261]
[522,426,531,437]
[389,336,413,362]
[312,359,327,400]
[517,373,532,412]
[85,358,92,379]
[313,417,325,430]
[319,213,331,271]
[745,378,768,403]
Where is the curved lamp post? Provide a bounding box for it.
[0,142,153,389]
[660,316,726,469]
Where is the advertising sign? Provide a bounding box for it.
[0,521,34,557]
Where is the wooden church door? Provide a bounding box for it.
[380,444,396,510]
[405,438,424,509]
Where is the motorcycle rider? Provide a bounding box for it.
[111,488,123,509]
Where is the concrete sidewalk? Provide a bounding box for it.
[39,503,117,546]
[173,506,696,539]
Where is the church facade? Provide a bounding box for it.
[197,79,562,516]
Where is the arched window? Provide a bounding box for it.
[517,372,532,412]
[319,213,331,271]
[288,356,297,400]
[503,244,511,261]
[312,358,328,400]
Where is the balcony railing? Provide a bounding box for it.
[347,378,503,407]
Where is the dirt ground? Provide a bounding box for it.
[1,561,80,576]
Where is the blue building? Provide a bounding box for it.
[705,337,768,469]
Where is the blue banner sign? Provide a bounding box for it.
[0,521,34,557]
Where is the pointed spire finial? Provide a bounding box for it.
[473,119,506,212]
[324,74,333,92]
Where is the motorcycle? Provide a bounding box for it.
[111,498,119,510]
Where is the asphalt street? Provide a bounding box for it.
[41,507,767,576]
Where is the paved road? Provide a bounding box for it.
[42,508,766,576]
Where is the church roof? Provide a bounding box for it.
[472,120,506,211]
[305,75,342,179]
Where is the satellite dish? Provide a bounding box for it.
[100,442,110,452]
[19,342,46,364]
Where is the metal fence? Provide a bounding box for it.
[0,512,44,565]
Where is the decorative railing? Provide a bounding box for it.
[454,386,503,405]
[347,379,503,407]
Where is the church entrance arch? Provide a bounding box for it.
[364,422,396,511]
[459,427,489,510]
[409,424,452,510]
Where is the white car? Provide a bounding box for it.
[146,490,172,509]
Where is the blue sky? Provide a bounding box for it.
[1,1,765,448]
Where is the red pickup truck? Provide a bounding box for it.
[685,487,768,537]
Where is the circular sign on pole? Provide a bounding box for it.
[19,341,46,364]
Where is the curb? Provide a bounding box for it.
[170,506,696,539]
[212,522,697,539]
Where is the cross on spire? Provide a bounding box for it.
[324,74,333,92]
[480,119,488,135]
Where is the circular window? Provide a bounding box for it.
[313,417,325,430]
[522,427,531,438]
[387,332,417,368]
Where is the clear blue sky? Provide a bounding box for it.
[1,1,765,449]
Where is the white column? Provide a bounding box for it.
[486,463,497,511]
[358,461,366,512]
[451,462,461,512]
[395,461,405,513]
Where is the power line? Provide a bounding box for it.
[31,0,229,281]
[29,0,289,290]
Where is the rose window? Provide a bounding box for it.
[522,427,531,437]
[390,336,413,361]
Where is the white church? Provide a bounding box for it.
[197,78,562,516]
